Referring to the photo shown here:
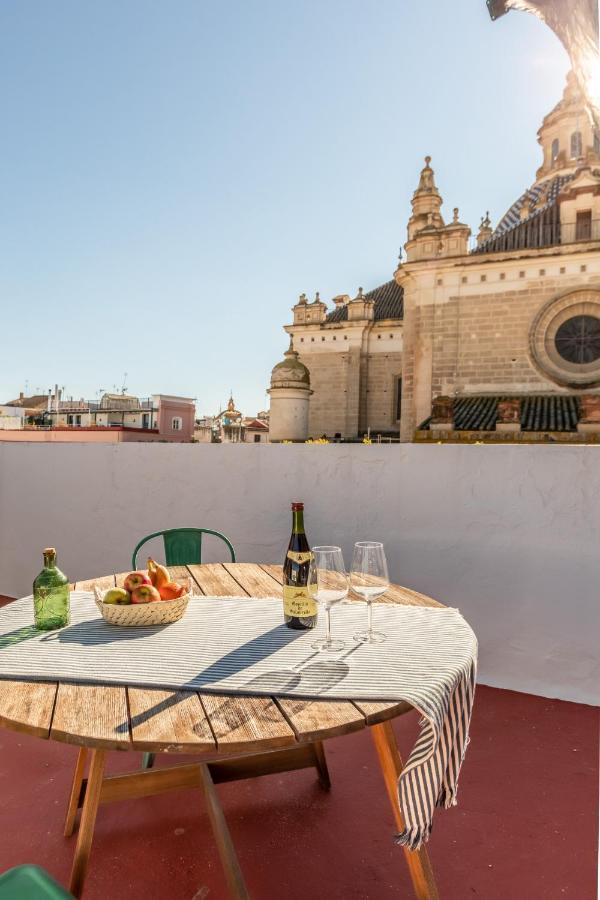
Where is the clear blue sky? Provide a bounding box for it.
[0,0,569,415]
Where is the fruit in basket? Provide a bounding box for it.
[147,557,170,589]
[131,584,161,604]
[103,588,130,605]
[124,571,152,592]
[158,581,186,601]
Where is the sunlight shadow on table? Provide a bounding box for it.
[0,625,41,650]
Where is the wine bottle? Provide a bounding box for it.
[283,501,317,629]
[33,548,70,631]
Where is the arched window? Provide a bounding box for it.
[551,138,559,161]
[570,131,582,159]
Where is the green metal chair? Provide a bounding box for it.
[131,527,236,570]
[132,527,236,770]
[0,865,73,899]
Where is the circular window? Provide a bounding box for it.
[555,315,600,364]
[529,290,600,388]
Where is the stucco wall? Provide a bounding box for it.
[0,443,597,705]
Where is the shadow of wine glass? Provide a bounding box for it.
[239,658,350,700]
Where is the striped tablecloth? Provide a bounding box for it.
[0,592,477,848]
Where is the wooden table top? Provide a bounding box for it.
[0,563,443,756]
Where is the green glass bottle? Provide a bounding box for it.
[33,548,70,630]
[283,502,317,629]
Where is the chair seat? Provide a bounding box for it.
[0,865,73,899]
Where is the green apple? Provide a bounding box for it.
[103,588,130,605]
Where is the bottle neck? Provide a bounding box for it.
[43,552,57,569]
[292,510,305,534]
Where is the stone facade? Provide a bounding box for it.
[400,260,600,440]
[287,328,402,439]
[280,285,404,439]
[276,71,600,442]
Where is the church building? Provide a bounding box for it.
[271,71,600,442]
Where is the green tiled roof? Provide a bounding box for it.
[325,280,403,323]
[472,175,573,255]
[419,395,581,432]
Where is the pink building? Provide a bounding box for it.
[153,394,196,441]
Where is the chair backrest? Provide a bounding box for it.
[131,528,236,569]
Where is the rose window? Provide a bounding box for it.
[554,315,600,364]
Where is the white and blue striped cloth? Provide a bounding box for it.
[0,592,477,849]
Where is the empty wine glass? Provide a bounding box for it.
[308,546,348,652]
[350,541,389,644]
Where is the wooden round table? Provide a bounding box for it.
[0,563,442,900]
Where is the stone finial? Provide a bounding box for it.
[357,286,363,298]
[398,246,403,264]
[453,207,459,223]
[417,156,435,192]
[298,292,307,304]
[333,294,350,308]
[315,291,320,303]
[476,210,493,246]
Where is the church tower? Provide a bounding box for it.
[404,157,470,262]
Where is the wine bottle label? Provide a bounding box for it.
[286,550,313,565]
[283,585,317,618]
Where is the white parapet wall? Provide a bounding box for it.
[0,442,597,706]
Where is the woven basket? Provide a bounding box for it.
[94,586,189,626]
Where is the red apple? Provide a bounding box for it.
[124,571,152,593]
[131,584,161,604]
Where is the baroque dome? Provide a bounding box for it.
[270,344,311,389]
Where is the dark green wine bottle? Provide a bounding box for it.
[33,548,70,631]
[283,502,317,629]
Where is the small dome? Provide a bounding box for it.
[270,344,310,388]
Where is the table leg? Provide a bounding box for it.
[64,747,88,837]
[69,749,106,899]
[198,763,250,900]
[370,721,439,900]
[311,741,331,790]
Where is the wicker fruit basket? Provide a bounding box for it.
[94,586,189,626]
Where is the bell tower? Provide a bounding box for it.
[404,157,470,262]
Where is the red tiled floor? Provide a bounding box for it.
[0,686,596,899]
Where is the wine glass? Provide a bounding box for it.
[308,546,348,652]
[350,541,389,644]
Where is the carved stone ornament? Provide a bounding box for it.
[497,398,521,424]
[430,395,454,424]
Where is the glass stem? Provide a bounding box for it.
[325,606,332,645]
[367,600,373,638]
